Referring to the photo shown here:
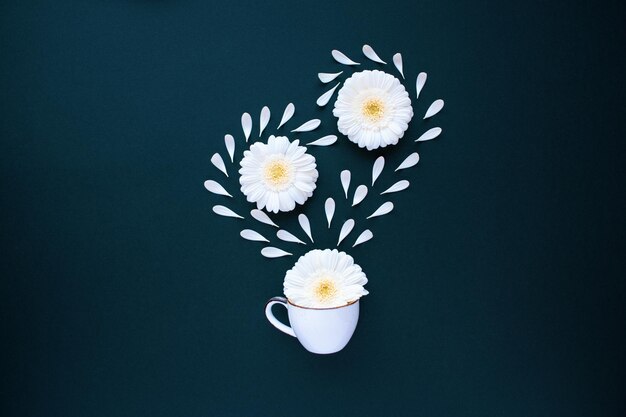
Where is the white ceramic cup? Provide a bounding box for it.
[264,296,360,354]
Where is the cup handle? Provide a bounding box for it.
[265,297,296,337]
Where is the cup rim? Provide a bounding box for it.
[287,298,359,310]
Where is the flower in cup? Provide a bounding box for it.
[283,249,368,308]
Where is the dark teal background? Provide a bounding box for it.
[2,1,625,416]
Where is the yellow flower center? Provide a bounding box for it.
[362,98,385,122]
[263,159,291,187]
[313,278,337,302]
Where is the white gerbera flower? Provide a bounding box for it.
[284,249,368,308]
[333,70,413,151]
[239,136,318,213]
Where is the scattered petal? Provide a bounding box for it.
[372,156,385,186]
[424,99,444,119]
[277,229,306,245]
[291,119,321,133]
[298,214,314,243]
[278,103,295,129]
[332,49,360,66]
[259,106,270,137]
[318,71,343,83]
[362,44,387,64]
[204,180,232,197]
[392,53,404,79]
[316,83,340,107]
[307,135,337,146]
[212,205,243,219]
[224,134,235,163]
[261,247,292,258]
[416,127,442,142]
[340,170,351,199]
[240,229,269,243]
[416,72,427,99]
[325,198,335,228]
[241,112,252,142]
[381,180,410,195]
[337,219,355,246]
[353,229,373,247]
[395,153,420,171]
[352,185,368,207]
[251,209,278,228]
[210,153,228,177]
[367,202,394,219]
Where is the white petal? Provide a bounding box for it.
[395,152,420,171]
[362,44,387,64]
[381,180,410,195]
[298,214,314,243]
[332,49,360,66]
[210,153,228,177]
[340,170,351,199]
[416,127,442,142]
[372,156,385,186]
[224,134,235,162]
[291,119,321,133]
[278,103,295,129]
[316,83,340,107]
[240,229,269,243]
[277,229,306,245]
[337,219,355,246]
[259,106,270,137]
[212,205,243,219]
[251,209,278,227]
[241,112,252,142]
[353,229,373,247]
[261,247,292,258]
[367,202,394,219]
[416,72,427,99]
[204,180,232,197]
[424,99,444,119]
[325,198,335,228]
[392,53,404,79]
[318,71,343,83]
[307,135,337,146]
[352,185,368,207]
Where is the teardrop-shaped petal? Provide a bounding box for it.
[251,209,278,227]
[325,198,335,228]
[424,99,444,119]
[241,112,252,142]
[210,153,228,177]
[381,180,410,195]
[277,103,295,129]
[416,127,442,142]
[416,72,427,99]
[392,53,404,79]
[353,229,373,247]
[367,202,394,219]
[340,170,351,199]
[240,229,269,243]
[337,219,355,246]
[224,134,235,163]
[318,71,343,83]
[212,205,243,219]
[316,82,340,107]
[291,119,321,133]
[261,247,292,258]
[298,214,314,243]
[259,106,270,137]
[307,135,337,146]
[277,229,306,245]
[395,153,420,171]
[352,185,368,207]
[204,180,232,197]
[372,156,385,186]
[362,44,387,64]
[332,49,360,66]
